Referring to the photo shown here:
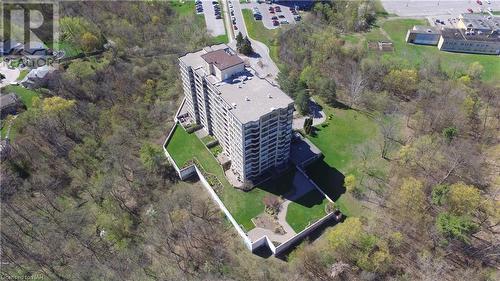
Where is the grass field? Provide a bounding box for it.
[242,9,281,64]
[48,41,82,58]
[286,190,328,233]
[362,18,499,84]
[3,85,40,108]
[17,70,29,81]
[166,124,328,232]
[304,98,383,218]
[1,86,40,139]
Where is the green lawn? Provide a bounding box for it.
[3,85,40,108]
[1,86,40,139]
[47,41,82,58]
[166,124,331,232]
[364,19,499,84]
[17,70,29,81]
[242,9,281,64]
[286,190,329,233]
[304,98,382,218]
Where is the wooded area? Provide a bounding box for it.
[1,1,498,280]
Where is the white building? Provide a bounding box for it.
[179,44,294,183]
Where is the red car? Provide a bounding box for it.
[467,8,474,13]
[476,0,482,5]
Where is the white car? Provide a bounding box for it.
[487,7,493,12]
[486,0,491,4]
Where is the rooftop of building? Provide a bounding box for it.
[201,48,244,71]
[179,44,293,124]
[460,13,500,31]
[216,69,293,123]
[411,25,441,34]
[441,28,500,42]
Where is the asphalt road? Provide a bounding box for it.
[202,0,226,37]
[382,0,500,17]
[224,0,280,81]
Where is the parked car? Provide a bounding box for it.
[280,20,288,24]
[486,0,491,4]
[268,7,274,12]
[294,15,301,21]
[476,0,482,5]
[467,8,474,13]
[212,1,218,4]
[487,7,493,12]
[234,25,238,30]
[278,14,285,18]
[272,20,279,26]
[275,6,281,12]
[271,16,278,20]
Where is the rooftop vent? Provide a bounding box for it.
[232,102,237,108]
[270,107,275,111]
[245,96,250,101]
[267,93,272,99]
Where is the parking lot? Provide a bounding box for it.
[382,0,500,17]
[198,0,225,37]
[241,1,300,29]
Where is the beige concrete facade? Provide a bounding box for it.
[179,44,294,183]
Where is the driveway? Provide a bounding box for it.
[381,0,500,17]
[225,0,279,81]
[0,63,20,88]
[292,98,326,130]
[241,2,298,29]
[202,0,226,37]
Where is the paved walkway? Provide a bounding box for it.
[292,98,326,130]
[247,168,316,243]
[0,64,20,87]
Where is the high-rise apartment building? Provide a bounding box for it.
[178,44,294,183]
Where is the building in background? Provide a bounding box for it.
[406,13,500,55]
[405,25,441,45]
[179,44,294,184]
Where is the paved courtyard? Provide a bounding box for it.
[0,63,20,88]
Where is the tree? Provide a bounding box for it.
[296,90,310,115]
[466,62,484,80]
[237,36,253,55]
[262,194,281,215]
[316,77,337,105]
[442,126,458,143]
[303,117,313,135]
[431,184,449,206]
[236,31,244,48]
[383,69,418,99]
[81,32,100,52]
[391,178,427,225]
[446,182,481,216]
[344,174,357,194]
[436,213,478,244]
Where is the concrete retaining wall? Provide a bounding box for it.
[163,119,338,256]
[297,166,334,203]
[274,212,336,256]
